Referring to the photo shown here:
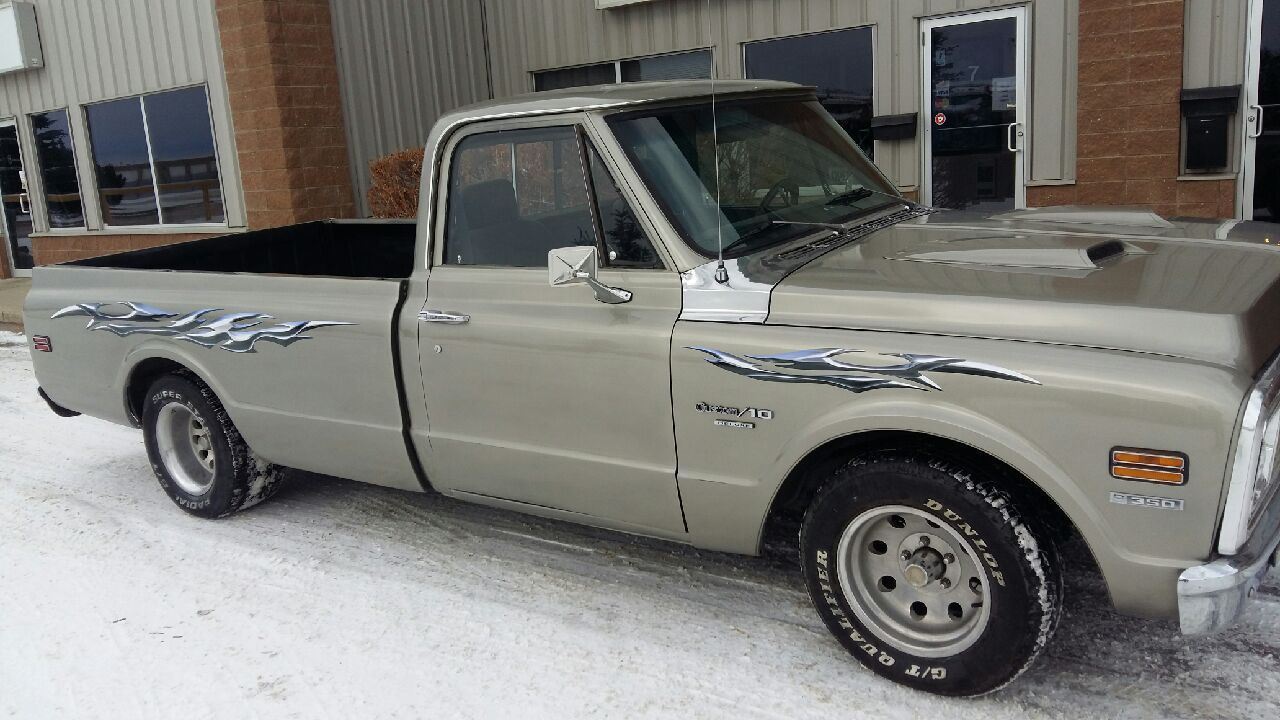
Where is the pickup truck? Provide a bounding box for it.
[23,81,1280,696]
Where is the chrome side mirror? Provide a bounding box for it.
[548,246,632,304]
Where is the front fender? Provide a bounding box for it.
[672,322,1248,618]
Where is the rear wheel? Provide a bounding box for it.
[142,372,284,518]
[800,454,1061,696]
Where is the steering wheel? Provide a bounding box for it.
[760,176,799,213]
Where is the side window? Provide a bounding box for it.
[585,145,662,268]
[445,126,596,267]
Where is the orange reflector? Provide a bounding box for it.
[1112,451,1185,470]
[1110,447,1188,485]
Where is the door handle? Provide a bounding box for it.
[17,192,29,215]
[1250,105,1265,139]
[1006,122,1022,152]
[418,309,470,325]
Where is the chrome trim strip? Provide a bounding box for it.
[51,302,352,353]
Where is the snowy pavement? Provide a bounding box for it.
[1,329,1278,719]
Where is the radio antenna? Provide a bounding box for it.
[706,0,728,284]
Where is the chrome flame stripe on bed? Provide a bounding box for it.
[51,302,353,353]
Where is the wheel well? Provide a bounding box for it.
[761,431,1095,571]
[124,357,188,425]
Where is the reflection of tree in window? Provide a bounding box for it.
[30,110,85,228]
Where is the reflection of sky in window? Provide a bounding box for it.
[85,98,150,173]
[1265,2,1280,55]
[744,28,873,99]
[145,87,216,162]
[930,20,1016,84]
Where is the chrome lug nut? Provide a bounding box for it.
[940,577,952,589]
[918,535,931,546]
[901,550,913,560]
[943,553,956,564]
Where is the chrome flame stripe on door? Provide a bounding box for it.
[688,346,1039,393]
[51,302,353,353]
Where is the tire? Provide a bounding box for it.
[799,453,1062,696]
[141,372,285,518]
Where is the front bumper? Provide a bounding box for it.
[1178,505,1280,635]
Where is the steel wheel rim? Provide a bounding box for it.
[155,403,216,496]
[836,505,992,658]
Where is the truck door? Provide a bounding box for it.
[416,117,686,536]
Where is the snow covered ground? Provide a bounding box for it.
[1,328,1278,720]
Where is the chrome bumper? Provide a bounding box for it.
[1178,518,1280,635]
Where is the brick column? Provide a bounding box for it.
[216,0,356,229]
[1028,0,1236,219]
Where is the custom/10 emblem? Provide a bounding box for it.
[695,401,774,421]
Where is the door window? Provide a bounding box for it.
[30,109,85,229]
[744,27,876,158]
[926,15,1021,211]
[445,126,661,268]
[1251,0,1280,220]
[0,123,33,272]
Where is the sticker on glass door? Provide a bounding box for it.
[922,8,1027,212]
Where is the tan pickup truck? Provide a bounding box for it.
[23,81,1280,696]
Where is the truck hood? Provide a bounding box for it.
[764,208,1280,372]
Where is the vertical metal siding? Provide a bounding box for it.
[483,0,1077,189]
[0,0,241,231]
[329,0,492,216]
[1184,0,1249,90]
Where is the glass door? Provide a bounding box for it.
[922,8,1027,211]
[0,119,34,276]
[1243,0,1280,220]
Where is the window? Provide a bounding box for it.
[609,97,899,258]
[29,109,84,228]
[445,126,661,268]
[585,145,659,267]
[534,50,712,92]
[85,86,224,226]
[744,27,875,158]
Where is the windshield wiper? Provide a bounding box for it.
[719,219,843,256]
[824,186,907,208]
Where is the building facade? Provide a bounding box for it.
[0,0,1269,279]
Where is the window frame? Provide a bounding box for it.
[82,83,228,230]
[26,106,87,230]
[435,115,669,272]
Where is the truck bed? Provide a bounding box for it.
[68,219,417,280]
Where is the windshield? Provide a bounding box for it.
[608,97,903,258]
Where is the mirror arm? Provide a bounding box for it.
[582,276,633,304]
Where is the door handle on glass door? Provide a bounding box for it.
[1006,123,1023,152]
[418,309,470,325]
[17,193,29,215]
[1251,106,1265,139]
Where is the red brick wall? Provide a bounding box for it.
[1028,0,1236,219]
[32,233,230,267]
[216,0,355,229]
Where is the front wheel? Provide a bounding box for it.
[142,372,285,518]
[800,454,1062,696]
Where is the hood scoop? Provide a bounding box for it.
[885,236,1134,276]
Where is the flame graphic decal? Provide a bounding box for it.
[687,346,1039,393]
[51,302,353,353]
